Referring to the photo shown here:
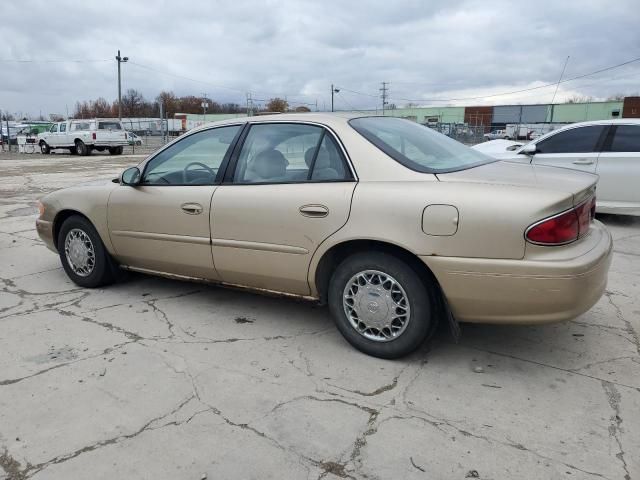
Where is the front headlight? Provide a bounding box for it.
[37,201,45,218]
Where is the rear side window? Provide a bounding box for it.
[535,125,607,154]
[608,125,640,152]
[232,123,351,183]
[349,117,493,173]
[73,122,90,131]
[59,123,66,133]
[98,121,122,130]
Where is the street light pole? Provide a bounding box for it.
[115,50,129,121]
[331,84,340,112]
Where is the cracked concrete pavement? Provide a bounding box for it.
[1,151,639,480]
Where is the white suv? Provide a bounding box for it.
[38,119,129,156]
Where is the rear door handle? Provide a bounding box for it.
[572,159,594,165]
[299,204,329,218]
[181,202,203,215]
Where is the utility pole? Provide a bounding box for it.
[246,92,254,117]
[380,82,389,116]
[331,84,340,112]
[115,50,129,121]
[201,93,209,121]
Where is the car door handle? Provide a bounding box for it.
[299,204,329,218]
[572,159,594,165]
[181,203,203,215]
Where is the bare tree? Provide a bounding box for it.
[266,98,288,112]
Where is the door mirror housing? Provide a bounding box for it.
[519,143,537,155]
[121,167,141,186]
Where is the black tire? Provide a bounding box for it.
[328,252,436,359]
[57,215,116,288]
[40,142,51,154]
[75,140,90,156]
[108,146,123,155]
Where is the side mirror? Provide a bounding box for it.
[519,143,537,155]
[121,167,141,186]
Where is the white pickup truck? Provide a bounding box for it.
[38,119,129,155]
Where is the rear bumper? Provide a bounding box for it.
[36,219,57,253]
[422,220,613,324]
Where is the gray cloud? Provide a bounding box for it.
[1,0,639,117]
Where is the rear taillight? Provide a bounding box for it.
[92,132,96,140]
[526,196,595,246]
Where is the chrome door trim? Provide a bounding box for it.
[211,238,309,254]
[111,230,210,245]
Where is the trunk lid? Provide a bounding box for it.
[436,160,597,205]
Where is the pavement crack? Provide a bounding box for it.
[601,381,631,480]
[19,394,197,478]
[605,292,640,357]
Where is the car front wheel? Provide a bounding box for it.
[57,215,116,288]
[328,252,436,359]
[40,142,50,154]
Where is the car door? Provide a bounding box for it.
[45,123,59,146]
[527,124,609,174]
[58,121,69,146]
[107,124,243,279]
[210,122,357,295]
[596,124,640,209]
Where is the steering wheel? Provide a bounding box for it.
[183,162,215,184]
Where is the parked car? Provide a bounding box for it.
[472,119,640,216]
[35,114,612,358]
[127,132,142,146]
[38,119,128,156]
[483,129,509,140]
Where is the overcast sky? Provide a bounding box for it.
[1,0,640,117]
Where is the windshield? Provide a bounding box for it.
[349,117,495,173]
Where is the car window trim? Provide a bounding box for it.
[306,130,326,181]
[221,121,356,185]
[138,123,246,187]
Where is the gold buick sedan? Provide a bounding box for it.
[36,114,613,358]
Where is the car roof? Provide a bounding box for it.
[189,112,369,132]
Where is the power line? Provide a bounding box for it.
[128,61,316,103]
[382,54,640,103]
[0,58,110,63]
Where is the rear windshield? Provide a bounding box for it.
[98,121,122,130]
[349,117,494,173]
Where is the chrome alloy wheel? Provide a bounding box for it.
[64,228,95,277]
[343,270,411,342]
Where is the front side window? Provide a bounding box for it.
[232,123,351,183]
[143,125,240,185]
[50,124,58,133]
[98,121,122,130]
[608,125,640,152]
[349,117,493,173]
[535,125,607,154]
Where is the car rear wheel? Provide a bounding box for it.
[328,252,435,359]
[40,142,50,154]
[75,140,90,156]
[57,215,116,288]
[108,146,123,155]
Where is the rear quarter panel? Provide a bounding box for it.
[308,180,573,293]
